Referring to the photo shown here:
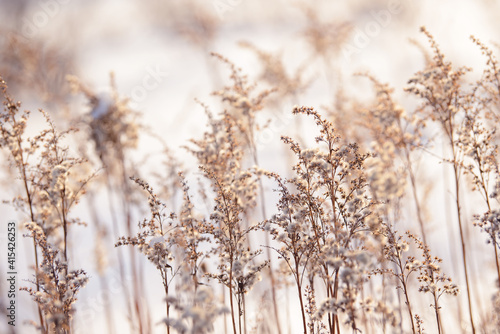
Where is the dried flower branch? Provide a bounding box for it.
[1,75,92,334]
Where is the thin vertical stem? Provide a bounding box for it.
[163,273,171,334]
[105,174,134,332]
[448,127,476,334]
[229,276,237,334]
[237,294,242,334]
[433,291,443,334]
[252,136,282,334]
[294,263,307,334]
[494,242,500,288]
[404,147,428,246]
[223,285,228,334]
[471,144,500,287]
[452,165,476,334]
[395,249,415,334]
[441,140,464,328]
[332,269,340,334]
[19,151,46,333]
[242,293,247,334]
[401,280,416,334]
[119,154,146,334]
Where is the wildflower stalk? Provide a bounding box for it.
[164,280,171,334]
[380,231,417,334]
[360,74,428,245]
[406,27,476,333]
[405,151,428,245]
[220,188,237,334]
[410,232,459,334]
[68,74,148,333]
[467,36,500,286]
[104,171,135,330]
[0,78,47,332]
[399,255,416,334]
[1,77,92,334]
[296,273,308,334]
[249,130,282,334]
[86,192,116,334]
[449,130,475,334]
[211,51,282,334]
[20,152,47,333]
[264,172,311,334]
[116,177,178,334]
[461,108,500,283]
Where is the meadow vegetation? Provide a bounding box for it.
[1,5,500,334]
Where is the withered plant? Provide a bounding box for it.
[265,106,378,333]
[405,26,476,333]
[67,74,147,334]
[0,76,92,334]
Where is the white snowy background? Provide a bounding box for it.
[1,0,499,333]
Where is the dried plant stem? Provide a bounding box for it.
[295,267,308,334]
[470,143,500,285]
[162,273,171,334]
[394,265,405,333]
[61,191,69,264]
[332,269,340,334]
[449,134,476,334]
[219,181,238,334]
[229,266,237,334]
[432,290,443,334]
[32,238,46,333]
[223,285,228,334]
[119,148,151,334]
[87,195,115,334]
[127,233,145,334]
[405,27,477,332]
[237,293,243,334]
[403,147,428,246]
[241,292,248,334]
[397,258,416,334]
[481,209,500,287]
[494,244,500,287]
[249,124,282,334]
[269,175,309,334]
[440,142,465,329]
[293,238,309,333]
[122,183,146,334]
[328,161,340,334]
[19,140,46,333]
[260,208,282,328]
[303,183,334,333]
[105,174,135,331]
[259,182,282,334]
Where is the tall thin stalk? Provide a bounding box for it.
[448,118,476,334]
[105,173,134,331]
[21,165,46,334]
[2,95,47,333]
[405,27,476,333]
